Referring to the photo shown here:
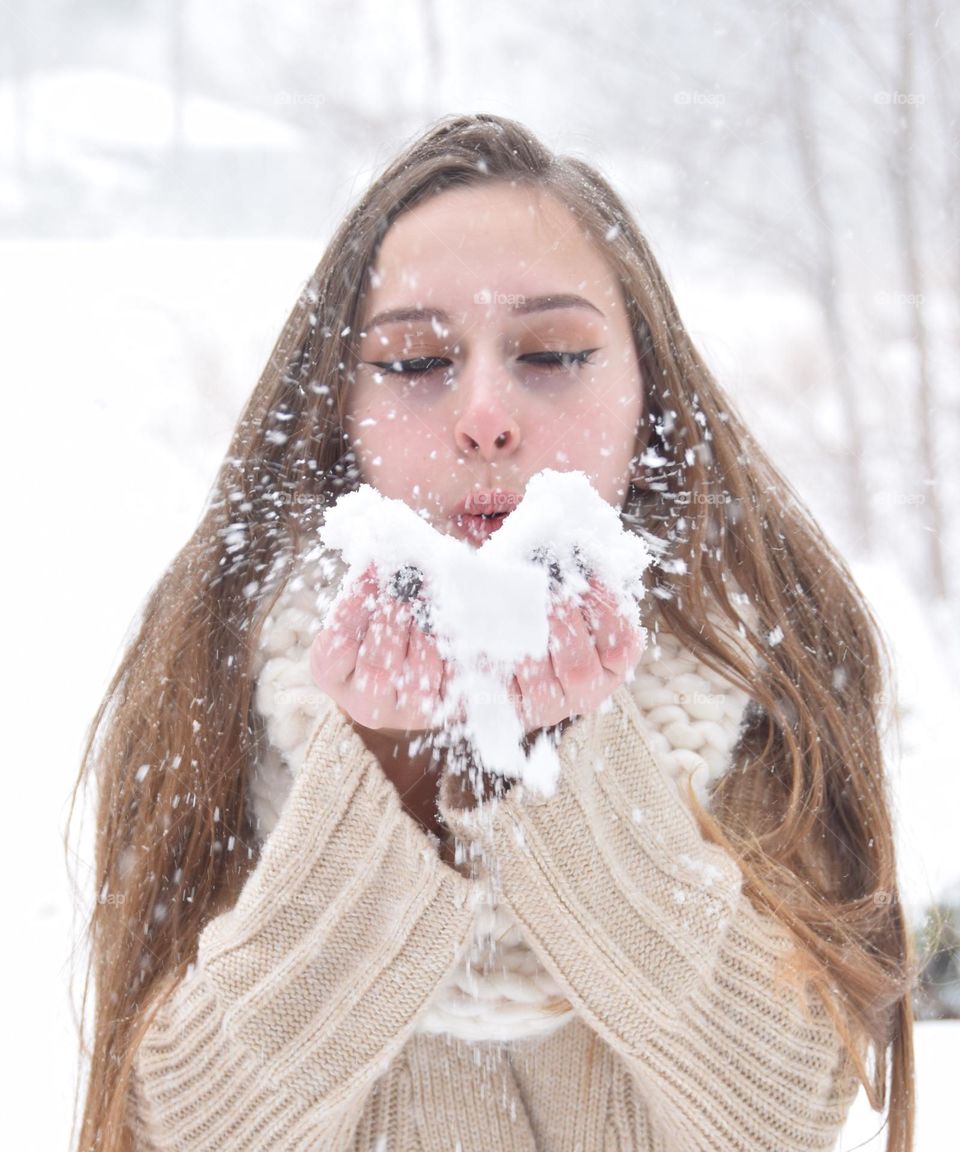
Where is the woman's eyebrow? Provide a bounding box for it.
[363,294,605,332]
[513,293,605,319]
[363,306,452,331]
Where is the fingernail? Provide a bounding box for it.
[572,545,594,579]
[388,565,424,601]
[412,599,434,635]
[529,546,564,591]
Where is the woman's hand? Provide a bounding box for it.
[309,564,448,732]
[502,576,644,732]
[310,565,644,735]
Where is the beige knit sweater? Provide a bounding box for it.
[131,664,863,1150]
[245,547,760,1045]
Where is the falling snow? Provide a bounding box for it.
[319,468,652,793]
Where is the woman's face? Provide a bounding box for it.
[346,181,644,546]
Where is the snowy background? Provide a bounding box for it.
[2,1,957,1147]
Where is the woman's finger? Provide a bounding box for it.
[548,598,607,708]
[514,649,565,728]
[400,624,445,726]
[356,596,412,674]
[579,579,644,676]
[349,595,412,726]
[309,565,379,690]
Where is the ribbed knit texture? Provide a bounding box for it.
[132,706,481,1149]
[248,545,760,1043]
[132,681,863,1150]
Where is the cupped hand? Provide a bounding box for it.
[309,563,449,733]
[310,566,644,736]
[501,575,644,732]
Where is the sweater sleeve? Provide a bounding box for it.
[438,684,863,1152]
[132,704,480,1152]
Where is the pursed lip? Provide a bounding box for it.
[452,489,523,518]
[449,489,523,544]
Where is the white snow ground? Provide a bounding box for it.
[3,239,954,1148]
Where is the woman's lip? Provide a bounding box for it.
[450,513,509,544]
[454,490,522,516]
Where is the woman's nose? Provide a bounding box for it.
[452,359,521,460]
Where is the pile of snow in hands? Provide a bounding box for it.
[319,469,652,796]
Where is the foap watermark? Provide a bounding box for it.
[674,90,725,107]
[275,90,326,108]
[272,891,332,912]
[269,491,325,507]
[873,90,926,106]
[474,289,526,307]
[462,490,523,514]
[674,491,731,506]
[678,691,726,709]
[871,491,926,507]
[875,290,924,308]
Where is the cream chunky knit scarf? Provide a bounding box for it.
[250,545,759,1045]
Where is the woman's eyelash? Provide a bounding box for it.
[367,357,451,375]
[365,349,600,376]
[520,349,600,369]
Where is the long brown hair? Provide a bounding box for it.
[66,112,916,1151]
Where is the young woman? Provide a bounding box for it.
[68,112,916,1151]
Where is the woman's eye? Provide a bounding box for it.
[366,357,450,376]
[519,349,600,369]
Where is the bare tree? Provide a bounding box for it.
[169,0,187,236]
[782,6,874,555]
[889,0,947,597]
[420,0,443,122]
[921,0,960,419]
